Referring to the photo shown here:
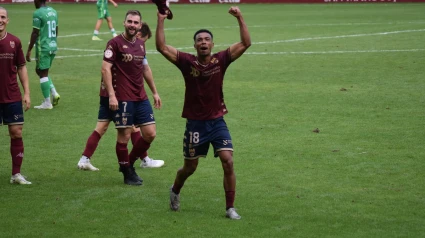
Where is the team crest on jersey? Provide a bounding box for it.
[140,45,144,51]
[123,45,128,49]
[210,57,218,64]
[10,41,15,49]
[190,66,200,77]
[122,117,128,125]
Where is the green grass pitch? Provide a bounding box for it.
[1,3,425,237]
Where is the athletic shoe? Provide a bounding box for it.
[34,101,53,109]
[77,158,99,171]
[169,186,180,211]
[92,36,102,41]
[10,173,32,185]
[140,156,165,168]
[119,166,142,186]
[152,0,173,20]
[52,94,60,106]
[112,33,118,37]
[130,166,143,182]
[226,208,241,220]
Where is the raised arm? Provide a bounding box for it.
[101,60,118,111]
[155,11,178,64]
[143,64,162,109]
[228,6,251,62]
[17,65,31,111]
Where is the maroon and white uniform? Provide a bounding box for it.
[102,34,147,101]
[0,33,26,104]
[175,49,232,120]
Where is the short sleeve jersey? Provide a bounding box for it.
[0,33,26,103]
[32,6,58,52]
[175,49,232,120]
[102,35,147,101]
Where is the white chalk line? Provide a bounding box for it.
[53,49,425,59]
[58,21,425,38]
[56,28,425,58]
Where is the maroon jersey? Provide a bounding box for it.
[102,34,147,101]
[175,49,232,120]
[0,33,26,103]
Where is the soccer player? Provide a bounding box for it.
[26,0,60,110]
[0,7,32,184]
[92,0,118,41]
[103,10,160,185]
[78,22,164,171]
[155,6,251,219]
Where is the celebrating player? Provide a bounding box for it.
[26,0,60,110]
[102,11,161,185]
[155,6,251,219]
[78,22,164,171]
[0,7,32,184]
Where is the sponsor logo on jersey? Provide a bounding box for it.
[10,41,15,49]
[122,54,133,62]
[104,49,113,58]
[190,66,200,77]
[49,41,57,48]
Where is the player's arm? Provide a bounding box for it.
[109,0,118,7]
[143,64,162,109]
[101,60,118,111]
[155,11,178,64]
[26,28,39,62]
[17,65,31,111]
[228,6,251,62]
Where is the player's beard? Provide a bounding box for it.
[124,26,138,40]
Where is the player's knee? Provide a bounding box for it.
[183,160,198,174]
[221,157,234,174]
[8,126,23,139]
[143,133,156,143]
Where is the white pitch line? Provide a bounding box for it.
[57,22,425,38]
[56,29,425,58]
[53,49,425,59]
[247,29,425,46]
[59,28,425,52]
[245,49,425,55]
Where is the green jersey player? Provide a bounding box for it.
[26,0,60,109]
[92,0,118,41]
